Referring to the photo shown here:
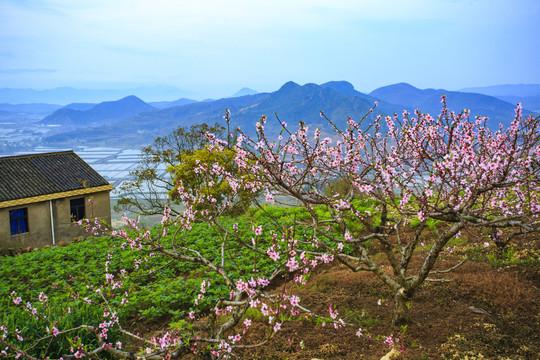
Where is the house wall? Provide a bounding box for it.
[0,201,52,249]
[0,190,112,250]
[53,191,112,244]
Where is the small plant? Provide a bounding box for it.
[487,245,540,268]
[340,307,380,327]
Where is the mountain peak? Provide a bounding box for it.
[278,81,301,92]
[93,95,154,112]
[321,81,359,96]
[372,82,419,93]
[116,95,145,103]
[231,87,258,97]
[42,95,155,127]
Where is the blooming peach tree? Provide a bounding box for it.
[227,98,540,326]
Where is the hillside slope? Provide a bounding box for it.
[42,95,155,128]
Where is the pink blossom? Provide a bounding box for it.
[329,304,339,319]
[286,257,299,272]
[267,248,280,261]
[253,225,262,235]
[265,191,275,203]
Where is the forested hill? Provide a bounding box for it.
[41,95,155,129]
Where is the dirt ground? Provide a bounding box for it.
[136,239,540,360]
[238,258,539,360]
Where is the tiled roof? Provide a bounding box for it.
[0,151,110,202]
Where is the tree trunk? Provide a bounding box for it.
[392,288,412,328]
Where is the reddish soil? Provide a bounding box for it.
[236,259,539,360]
[136,238,540,360]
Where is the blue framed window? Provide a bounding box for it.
[10,208,29,235]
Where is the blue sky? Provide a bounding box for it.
[1,0,539,99]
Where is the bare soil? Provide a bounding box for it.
[136,238,540,360]
[237,259,539,360]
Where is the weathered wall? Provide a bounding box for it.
[0,190,111,250]
[0,201,53,249]
[53,191,112,244]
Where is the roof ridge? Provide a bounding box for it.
[0,150,75,160]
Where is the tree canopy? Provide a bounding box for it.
[114,122,226,215]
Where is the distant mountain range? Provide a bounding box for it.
[459,84,540,112]
[41,81,538,148]
[62,103,96,111]
[149,98,198,109]
[497,95,540,112]
[56,98,199,112]
[369,82,528,125]
[1,81,538,150]
[460,84,540,97]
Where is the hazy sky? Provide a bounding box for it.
[1,0,539,99]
